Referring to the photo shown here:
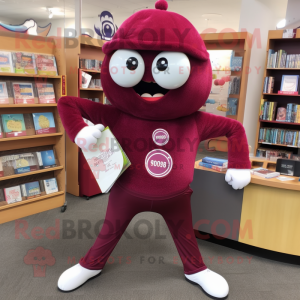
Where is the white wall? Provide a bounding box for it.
[239,0,288,156]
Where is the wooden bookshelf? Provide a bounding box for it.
[200,31,252,152]
[65,36,105,196]
[0,31,66,223]
[254,29,300,158]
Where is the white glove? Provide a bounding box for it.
[75,124,105,151]
[225,169,251,190]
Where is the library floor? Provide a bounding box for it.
[0,145,299,300]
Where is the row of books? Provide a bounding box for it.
[228,76,241,95]
[267,49,300,69]
[0,178,58,204]
[0,149,57,178]
[260,101,300,123]
[256,147,293,160]
[259,128,300,147]
[199,157,228,172]
[80,71,102,89]
[251,168,280,179]
[0,81,56,104]
[79,59,102,71]
[0,50,58,76]
[0,112,56,138]
[263,75,300,94]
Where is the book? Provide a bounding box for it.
[0,157,3,177]
[202,157,228,168]
[35,54,58,76]
[12,52,37,74]
[36,83,56,103]
[12,82,35,104]
[43,178,58,194]
[251,168,280,179]
[280,75,299,92]
[0,51,13,73]
[227,98,238,116]
[21,181,41,199]
[32,112,56,134]
[13,153,39,174]
[81,71,92,88]
[82,126,131,193]
[1,114,26,137]
[199,162,227,172]
[37,150,56,169]
[267,77,274,93]
[0,81,9,104]
[4,185,22,204]
[276,107,286,121]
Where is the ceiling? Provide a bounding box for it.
[0,0,243,33]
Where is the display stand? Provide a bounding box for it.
[65,36,105,197]
[254,29,300,158]
[201,31,252,152]
[0,31,66,224]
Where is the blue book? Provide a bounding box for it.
[202,157,228,167]
[32,112,56,134]
[227,98,238,116]
[199,162,227,171]
[39,150,56,169]
[21,181,41,198]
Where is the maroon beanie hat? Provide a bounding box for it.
[102,0,209,62]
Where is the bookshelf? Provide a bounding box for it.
[200,31,252,152]
[0,31,66,224]
[65,36,105,197]
[254,29,300,158]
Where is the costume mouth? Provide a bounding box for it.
[132,81,169,102]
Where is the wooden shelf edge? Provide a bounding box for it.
[0,166,63,182]
[259,142,299,148]
[0,191,65,211]
[80,88,103,91]
[0,72,61,79]
[0,104,57,107]
[0,132,63,142]
[263,93,300,97]
[259,120,300,125]
[267,68,300,70]
[80,69,101,73]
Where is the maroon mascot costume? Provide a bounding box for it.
[57,1,251,298]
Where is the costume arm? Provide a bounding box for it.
[58,96,120,142]
[195,111,251,169]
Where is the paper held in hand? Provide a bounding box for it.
[81,127,131,193]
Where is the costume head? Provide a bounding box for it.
[102,0,212,120]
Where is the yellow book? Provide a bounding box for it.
[259,99,265,119]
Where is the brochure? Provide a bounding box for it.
[32,112,56,134]
[12,82,35,104]
[21,181,41,199]
[1,114,27,137]
[81,71,92,88]
[37,150,56,169]
[36,83,56,103]
[12,52,37,74]
[0,81,9,104]
[82,127,131,193]
[4,185,22,204]
[43,178,58,194]
[35,54,58,76]
[0,51,13,73]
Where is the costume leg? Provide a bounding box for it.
[80,184,151,270]
[153,188,207,275]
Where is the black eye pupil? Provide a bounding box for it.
[126,57,138,71]
[157,57,168,71]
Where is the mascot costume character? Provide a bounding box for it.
[57,1,251,298]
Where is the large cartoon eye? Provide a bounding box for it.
[152,52,190,89]
[109,50,145,88]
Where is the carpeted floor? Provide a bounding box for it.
[0,145,299,300]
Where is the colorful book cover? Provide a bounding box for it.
[0,51,13,73]
[12,82,35,104]
[35,54,58,76]
[199,162,227,172]
[1,114,26,137]
[14,153,39,174]
[4,185,22,204]
[202,157,228,167]
[82,127,131,193]
[0,81,9,104]
[43,178,58,194]
[39,150,56,169]
[81,71,92,88]
[12,52,37,74]
[36,83,56,103]
[23,181,41,199]
[226,98,238,116]
[280,75,299,92]
[32,112,56,134]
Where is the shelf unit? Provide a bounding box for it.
[65,36,105,196]
[0,31,66,224]
[200,31,252,152]
[254,29,300,157]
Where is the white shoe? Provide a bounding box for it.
[185,269,229,299]
[58,264,102,292]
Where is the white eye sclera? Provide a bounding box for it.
[109,49,145,88]
[152,52,191,90]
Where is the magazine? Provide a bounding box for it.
[32,112,56,134]
[82,127,131,193]
[12,82,35,104]
[1,114,27,137]
[35,54,58,76]
[12,52,37,74]
[4,185,22,204]
[37,150,56,169]
[36,83,56,103]
[21,181,41,199]
[0,51,13,73]
[81,71,92,88]
[43,178,58,194]
[0,81,9,104]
